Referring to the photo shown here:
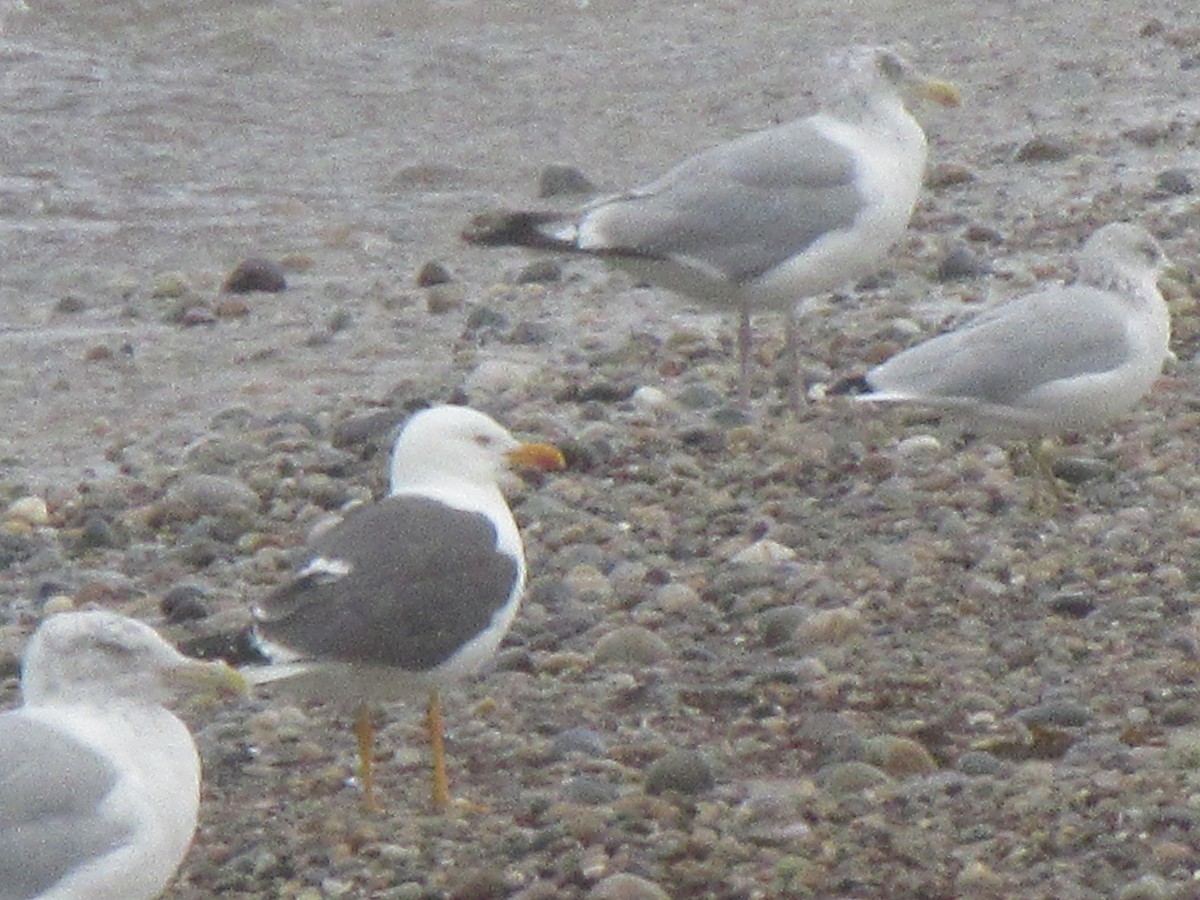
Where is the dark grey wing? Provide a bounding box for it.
[867,287,1133,404]
[0,716,132,900]
[583,119,863,282]
[255,496,520,671]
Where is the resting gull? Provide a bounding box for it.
[0,610,245,900]
[248,404,566,810]
[856,223,1174,487]
[463,45,959,409]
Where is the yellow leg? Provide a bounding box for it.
[353,704,383,812]
[428,688,451,812]
[1027,437,1070,513]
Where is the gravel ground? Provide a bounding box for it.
[3,2,1200,898]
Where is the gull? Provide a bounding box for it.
[856,223,1174,491]
[0,610,245,900]
[248,405,565,811]
[463,45,959,410]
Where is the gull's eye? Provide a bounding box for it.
[878,51,905,82]
[473,433,496,448]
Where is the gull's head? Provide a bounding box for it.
[830,46,960,110]
[389,405,566,492]
[20,610,246,707]
[1078,223,1175,298]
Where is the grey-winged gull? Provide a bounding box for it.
[856,223,1174,487]
[463,45,960,410]
[248,404,566,811]
[0,610,245,900]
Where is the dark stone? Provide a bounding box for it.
[1015,136,1073,163]
[415,260,452,287]
[513,259,562,285]
[645,749,715,796]
[936,243,989,281]
[223,258,287,294]
[161,584,213,623]
[537,163,596,198]
[1155,168,1194,196]
[1045,590,1096,619]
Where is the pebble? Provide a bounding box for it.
[1044,589,1096,619]
[223,257,287,293]
[758,605,809,646]
[644,749,715,796]
[862,735,938,778]
[936,243,989,281]
[586,874,670,900]
[730,539,796,565]
[537,163,596,198]
[513,260,562,285]
[415,260,452,286]
[159,473,260,521]
[1153,168,1193,196]
[795,607,865,646]
[161,584,213,623]
[955,750,1004,776]
[1014,136,1074,162]
[5,496,50,527]
[592,625,672,666]
[1017,701,1092,728]
[551,727,610,759]
[814,761,892,796]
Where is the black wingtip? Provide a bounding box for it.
[828,373,873,396]
[461,210,574,251]
[180,627,270,667]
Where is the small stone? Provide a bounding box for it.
[759,605,809,646]
[936,243,989,281]
[964,223,1004,244]
[551,727,609,759]
[513,259,561,285]
[1045,590,1096,619]
[181,306,217,327]
[955,751,1003,776]
[954,860,1006,895]
[1015,136,1073,163]
[652,583,702,614]
[161,585,212,623]
[6,496,50,527]
[795,607,865,646]
[814,761,892,796]
[1017,701,1092,728]
[223,258,287,294]
[562,775,620,806]
[214,296,251,319]
[425,284,466,314]
[1116,874,1173,900]
[76,514,118,550]
[644,749,715,796]
[55,294,88,313]
[151,273,191,299]
[537,164,596,199]
[863,735,938,778]
[593,625,672,666]
[730,539,796,565]
[160,473,260,521]
[676,383,724,410]
[1050,456,1113,484]
[84,344,114,362]
[586,874,669,900]
[630,386,671,413]
[415,260,452,287]
[924,162,976,188]
[1154,168,1194,195]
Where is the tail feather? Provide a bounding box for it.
[461,210,577,251]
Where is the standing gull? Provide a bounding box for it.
[0,610,245,900]
[856,223,1173,486]
[463,45,959,409]
[249,405,566,811]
